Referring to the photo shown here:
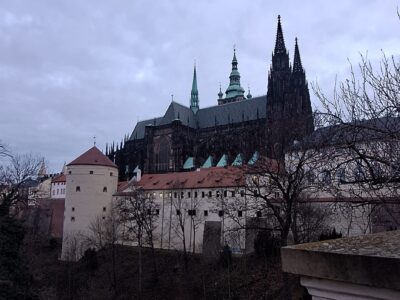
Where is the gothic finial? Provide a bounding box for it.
[218,82,223,99]
[232,46,238,67]
[247,84,252,99]
[93,135,96,146]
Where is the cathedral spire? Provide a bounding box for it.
[274,15,286,55]
[292,38,303,73]
[190,63,199,114]
[270,15,290,73]
[223,47,245,103]
[232,47,238,70]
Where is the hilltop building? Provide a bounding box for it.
[108,16,314,180]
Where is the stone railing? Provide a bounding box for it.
[281,230,400,299]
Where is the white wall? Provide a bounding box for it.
[51,181,66,199]
[61,164,118,260]
[116,187,248,254]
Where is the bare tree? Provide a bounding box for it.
[0,141,10,158]
[0,153,42,217]
[85,205,123,295]
[220,145,333,248]
[313,48,400,228]
[115,185,159,298]
[188,195,205,254]
[170,186,189,267]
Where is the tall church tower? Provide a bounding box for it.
[266,16,314,158]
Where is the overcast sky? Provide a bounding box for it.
[1,0,399,172]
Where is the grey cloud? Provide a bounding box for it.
[0,0,399,171]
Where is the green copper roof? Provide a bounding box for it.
[202,156,213,168]
[248,151,259,165]
[232,153,243,166]
[183,157,194,169]
[216,154,228,167]
[190,64,199,114]
[225,49,245,99]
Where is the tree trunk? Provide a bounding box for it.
[138,231,142,299]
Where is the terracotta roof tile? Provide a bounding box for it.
[67,146,117,168]
[51,174,66,183]
[135,167,246,191]
[117,181,129,192]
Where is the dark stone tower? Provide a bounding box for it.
[266,16,314,157]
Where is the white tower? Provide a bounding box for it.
[61,146,118,261]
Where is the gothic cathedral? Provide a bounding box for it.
[108,16,314,180]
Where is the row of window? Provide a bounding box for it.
[309,167,368,184]
[70,206,107,212]
[75,186,108,192]
[53,188,65,195]
[68,171,114,176]
[147,190,246,199]
[70,215,106,222]
[70,206,107,222]
[174,209,252,218]
[55,182,65,185]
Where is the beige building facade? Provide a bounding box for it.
[61,146,118,261]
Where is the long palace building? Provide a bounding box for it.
[108,16,314,180]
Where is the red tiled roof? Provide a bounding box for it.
[51,173,66,183]
[133,167,246,191]
[117,181,129,192]
[67,146,117,168]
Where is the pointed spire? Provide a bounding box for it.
[232,45,238,69]
[224,47,245,101]
[247,85,252,99]
[293,37,303,73]
[274,15,286,54]
[270,15,290,73]
[190,63,199,114]
[218,83,223,99]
